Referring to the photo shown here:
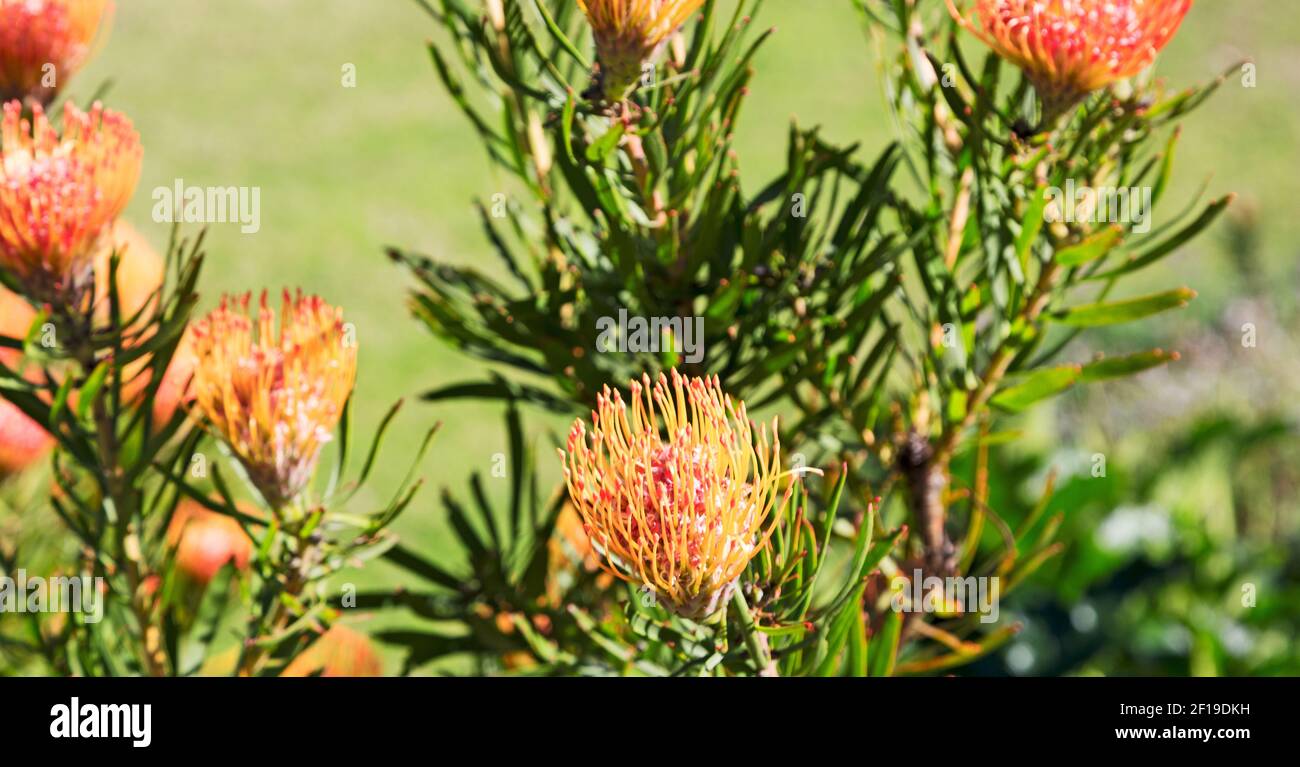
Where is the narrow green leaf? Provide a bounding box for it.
[380,544,463,592]
[585,122,625,164]
[846,603,869,677]
[1015,185,1050,269]
[76,360,112,421]
[560,89,578,164]
[1152,127,1181,206]
[532,0,589,68]
[348,399,404,497]
[1080,349,1180,382]
[815,583,864,677]
[1052,287,1196,327]
[49,375,74,426]
[1054,225,1123,267]
[868,608,902,677]
[181,565,236,676]
[1090,195,1233,281]
[991,365,1082,412]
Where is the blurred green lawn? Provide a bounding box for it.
[70,0,1300,643]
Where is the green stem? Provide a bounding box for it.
[731,588,775,677]
[64,306,166,677]
[237,515,315,677]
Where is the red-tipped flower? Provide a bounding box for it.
[560,370,790,620]
[0,100,141,305]
[0,0,112,104]
[187,291,357,511]
[947,0,1193,122]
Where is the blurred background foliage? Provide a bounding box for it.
[9,0,1295,675]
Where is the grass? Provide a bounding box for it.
[63,0,1300,663]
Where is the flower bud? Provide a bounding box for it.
[187,291,357,511]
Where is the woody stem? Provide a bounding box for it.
[908,256,1063,578]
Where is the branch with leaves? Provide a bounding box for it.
[0,1,436,677]
[379,0,1232,676]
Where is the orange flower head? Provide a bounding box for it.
[166,500,253,586]
[561,370,789,620]
[0,288,52,474]
[948,0,1193,122]
[188,291,357,511]
[281,625,383,677]
[0,99,141,305]
[0,395,52,475]
[577,0,704,99]
[0,0,112,104]
[152,327,197,428]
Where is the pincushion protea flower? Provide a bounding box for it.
[0,0,112,104]
[0,99,141,305]
[577,0,704,100]
[947,0,1193,123]
[561,370,790,620]
[188,291,357,511]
